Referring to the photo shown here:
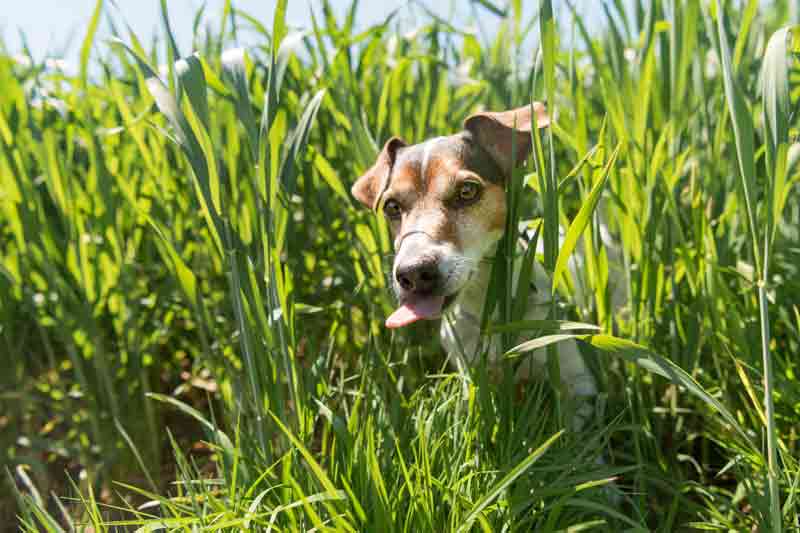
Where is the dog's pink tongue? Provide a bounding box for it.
[385,296,445,329]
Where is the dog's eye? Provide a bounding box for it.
[456,181,481,205]
[383,199,402,219]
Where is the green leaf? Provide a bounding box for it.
[763,26,793,175]
[114,419,158,492]
[557,144,600,192]
[486,320,601,335]
[732,0,759,69]
[272,0,288,50]
[506,333,583,357]
[472,0,507,18]
[552,143,621,293]
[715,0,760,276]
[512,221,542,322]
[539,0,556,106]
[278,89,326,195]
[133,518,193,533]
[175,54,209,132]
[762,25,797,249]
[314,151,350,201]
[79,0,103,89]
[222,47,258,159]
[158,0,181,60]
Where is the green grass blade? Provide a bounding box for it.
[222,47,258,159]
[159,0,181,60]
[79,0,104,89]
[459,430,564,531]
[715,0,760,276]
[272,0,288,49]
[176,54,210,132]
[486,320,601,335]
[552,143,621,294]
[278,89,326,195]
[539,0,556,106]
[506,333,583,357]
[762,25,797,248]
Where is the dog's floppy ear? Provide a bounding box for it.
[352,136,407,210]
[463,102,549,176]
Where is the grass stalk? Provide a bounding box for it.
[759,278,781,531]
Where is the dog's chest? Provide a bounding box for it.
[438,255,597,406]
[439,256,553,363]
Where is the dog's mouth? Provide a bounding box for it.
[385,292,459,329]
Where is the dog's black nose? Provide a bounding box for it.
[396,260,440,294]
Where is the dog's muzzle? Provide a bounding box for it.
[393,232,444,295]
[385,232,464,329]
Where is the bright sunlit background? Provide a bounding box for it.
[0,1,612,65]
[1,1,484,59]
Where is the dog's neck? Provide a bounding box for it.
[453,232,509,315]
[450,254,494,322]
[449,238,533,320]
[441,238,554,363]
[440,243,504,362]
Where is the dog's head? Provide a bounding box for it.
[352,104,549,328]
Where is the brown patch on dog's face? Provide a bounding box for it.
[384,134,506,246]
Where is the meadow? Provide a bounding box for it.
[2,0,800,530]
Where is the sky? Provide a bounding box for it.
[1,1,528,62]
[3,1,797,64]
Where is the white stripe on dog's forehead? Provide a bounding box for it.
[420,136,448,179]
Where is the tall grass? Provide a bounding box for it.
[2,0,800,531]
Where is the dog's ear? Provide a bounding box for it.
[463,102,549,176]
[352,136,406,210]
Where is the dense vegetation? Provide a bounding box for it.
[2,0,800,530]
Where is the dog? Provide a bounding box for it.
[351,103,598,429]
